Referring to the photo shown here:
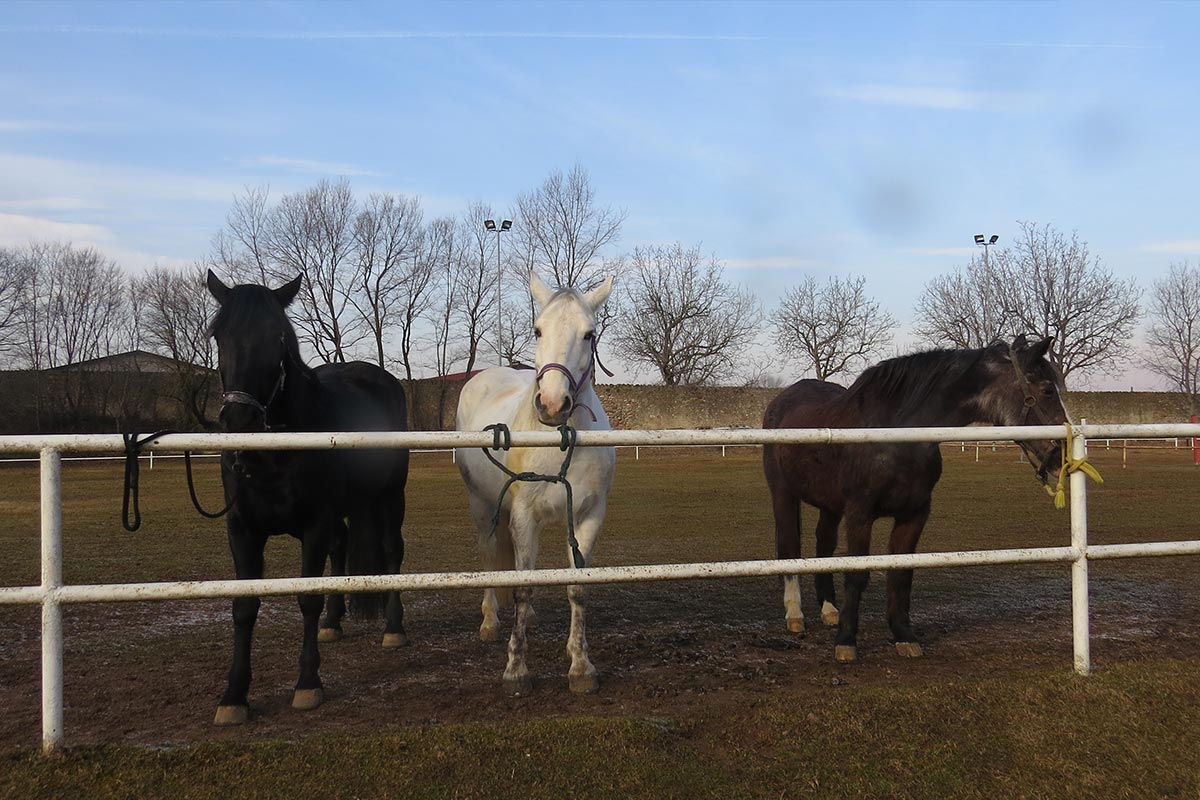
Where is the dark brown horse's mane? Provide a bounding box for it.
[846,346,988,425]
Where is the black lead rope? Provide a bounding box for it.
[480,423,585,569]
[121,430,233,532]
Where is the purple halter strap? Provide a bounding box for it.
[534,338,613,423]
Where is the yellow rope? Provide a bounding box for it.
[1045,422,1104,509]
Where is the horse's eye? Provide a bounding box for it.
[1042,384,1056,398]
[534,328,542,339]
[583,331,595,341]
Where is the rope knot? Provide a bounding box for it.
[1045,422,1104,509]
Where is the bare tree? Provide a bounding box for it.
[913,255,1010,349]
[350,192,424,368]
[514,164,626,288]
[390,226,437,380]
[913,222,1141,378]
[770,275,896,381]
[212,185,274,283]
[994,222,1141,378]
[611,243,761,385]
[1146,262,1200,417]
[0,247,33,365]
[135,263,219,426]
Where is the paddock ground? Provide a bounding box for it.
[1,445,1199,798]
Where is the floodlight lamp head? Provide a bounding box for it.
[974,234,985,245]
[501,219,512,231]
[484,219,496,231]
[989,234,999,245]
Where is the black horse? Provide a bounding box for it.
[762,336,1068,662]
[206,270,410,725]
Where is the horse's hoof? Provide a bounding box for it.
[382,632,409,649]
[834,645,858,663]
[786,617,806,635]
[895,641,924,658]
[569,671,600,694]
[479,624,501,642]
[213,705,248,726]
[318,627,342,643]
[503,674,533,697]
[821,602,840,626]
[292,688,324,711]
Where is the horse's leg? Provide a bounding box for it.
[318,518,348,643]
[502,501,538,696]
[815,509,841,626]
[214,520,266,726]
[887,505,930,658]
[565,503,605,694]
[769,481,806,635]
[473,489,511,642]
[834,506,874,663]
[293,520,332,711]
[381,498,409,649]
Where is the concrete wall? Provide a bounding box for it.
[404,379,1196,431]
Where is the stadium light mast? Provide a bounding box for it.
[484,218,513,364]
[974,233,999,270]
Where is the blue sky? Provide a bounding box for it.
[2,1,1198,387]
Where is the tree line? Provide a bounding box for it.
[2,166,1198,422]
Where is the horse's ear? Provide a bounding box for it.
[274,274,303,307]
[585,276,615,309]
[1026,336,1053,362]
[529,272,555,308]
[1011,333,1030,352]
[207,269,232,305]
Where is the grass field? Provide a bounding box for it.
[1,444,1199,798]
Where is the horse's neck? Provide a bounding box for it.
[852,380,983,428]
[275,358,323,429]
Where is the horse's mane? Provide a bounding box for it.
[846,347,986,425]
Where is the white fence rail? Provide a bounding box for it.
[3,421,1200,753]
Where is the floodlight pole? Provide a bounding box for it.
[484,219,512,365]
[974,233,999,271]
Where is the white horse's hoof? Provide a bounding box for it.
[213,705,248,726]
[382,632,409,649]
[317,627,342,643]
[834,645,857,663]
[821,602,840,626]
[292,688,324,711]
[503,674,533,697]
[786,617,806,635]
[479,624,501,642]
[569,671,600,694]
[895,641,924,658]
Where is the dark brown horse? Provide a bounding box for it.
[206,271,410,724]
[762,336,1068,662]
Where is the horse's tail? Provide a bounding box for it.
[346,511,389,619]
[480,514,516,608]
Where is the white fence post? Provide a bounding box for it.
[1070,423,1091,676]
[40,448,63,754]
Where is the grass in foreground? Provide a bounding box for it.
[3,658,1197,800]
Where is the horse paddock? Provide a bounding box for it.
[2,445,1199,797]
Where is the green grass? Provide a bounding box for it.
[2,660,1197,799]
[1,445,1199,798]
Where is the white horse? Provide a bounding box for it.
[455,272,616,696]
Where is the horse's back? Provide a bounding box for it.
[456,367,534,432]
[315,361,408,432]
[763,379,847,430]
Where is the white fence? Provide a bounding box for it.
[3,422,1200,754]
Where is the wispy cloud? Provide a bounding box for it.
[0,212,188,271]
[0,119,85,133]
[825,84,1039,111]
[0,25,768,42]
[0,196,103,212]
[1142,240,1200,255]
[723,256,817,271]
[240,155,380,177]
[898,246,977,258]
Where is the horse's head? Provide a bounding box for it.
[206,269,303,433]
[529,272,615,427]
[981,335,1069,485]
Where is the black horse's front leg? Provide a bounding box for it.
[834,507,873,663]
[215,517,266,726]
[294,520,332,711]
